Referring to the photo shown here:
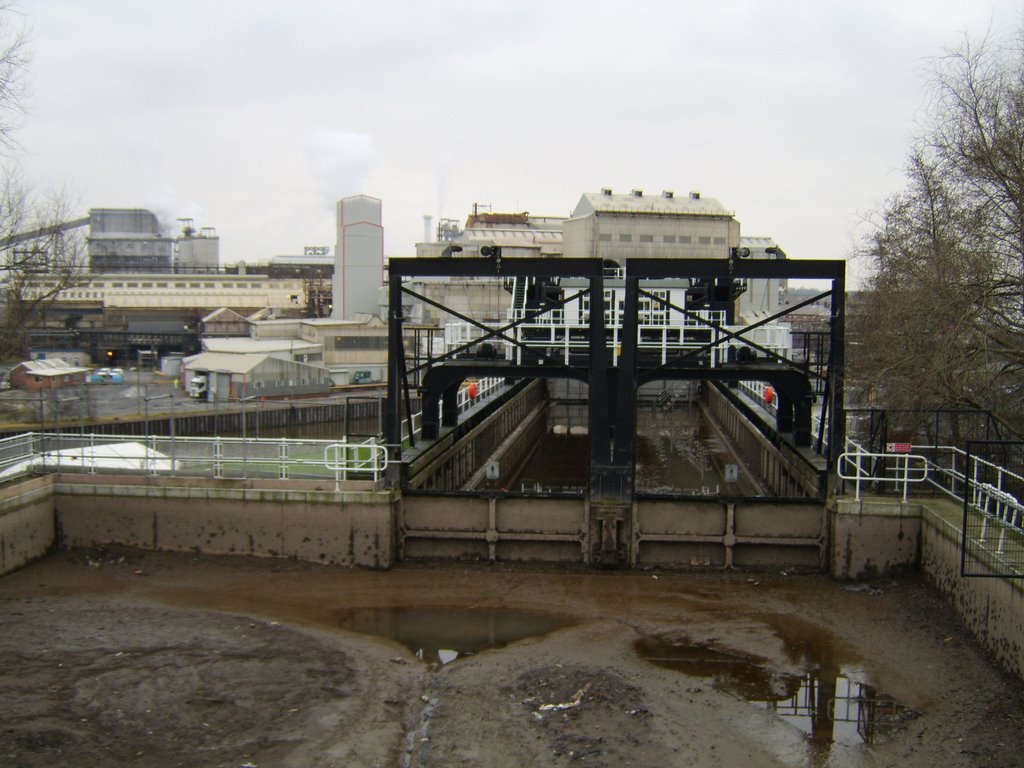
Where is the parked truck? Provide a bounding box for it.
[187,373,209,399]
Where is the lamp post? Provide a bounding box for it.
[38,388,45,472]
[240,395,247,477]
[239,395,260,478]
[144,388,174,437]
[54,395,82,461]
[210,370,231,438]
[143,390,173,476]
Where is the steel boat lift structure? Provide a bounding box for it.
[385,253,845,505]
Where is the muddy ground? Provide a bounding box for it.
[1,548,1021,768]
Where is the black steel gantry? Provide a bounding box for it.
[386,255,845,505]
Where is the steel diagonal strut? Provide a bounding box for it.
[385,255,846,505]
[400,284,587,375]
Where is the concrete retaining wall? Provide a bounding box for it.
[0,476,55,576]
[399,495,585,562]
[832,494,1024,681]
[399,494,827,569]
[406,381,545,491]
[919,505,1024,681]
[635,498,825,569]
[54,475,395,568]
[830,498,922,580]
[704,384,825,498]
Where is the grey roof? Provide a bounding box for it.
[19,359,92,377]
[201,307,250,324]
[463,229,563,245]
[183,351,331,375]
[298,314,386,328]
[741,236,777,247]
[571,189,733,219]
[203,338,320,354]
[181,352,267,374]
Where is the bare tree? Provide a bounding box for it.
[0,4,90,361]
[0,176,89,359]
[0,1,28,156]
[851,32,1024,434]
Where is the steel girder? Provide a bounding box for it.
[386,256,845,502]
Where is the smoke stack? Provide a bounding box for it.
[423,215,433,243]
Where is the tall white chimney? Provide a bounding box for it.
[333,195,383,320]
[423,215,433,243]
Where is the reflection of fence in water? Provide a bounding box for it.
[761,672,913,746]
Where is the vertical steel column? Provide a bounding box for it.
[587,269,611,498]
[587,270,638,504]
[828,272,846,467]
[776,390,795,433]
[385,268,404,458]
[612,275,639,483]
[588,270,636,563]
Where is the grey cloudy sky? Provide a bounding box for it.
[13,0,1024,278]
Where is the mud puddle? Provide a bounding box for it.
[336,606,574,664]
[636,633,917,764]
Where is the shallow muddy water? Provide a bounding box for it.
[2,549,1020,768]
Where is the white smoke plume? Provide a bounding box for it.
[304,128,376,210]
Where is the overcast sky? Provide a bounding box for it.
[12,1,1024,281]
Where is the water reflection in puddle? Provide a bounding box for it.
[636,635,916,762]
[336,607,573,665]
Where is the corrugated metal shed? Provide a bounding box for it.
[18,359,92,377]
[181,352,266,374]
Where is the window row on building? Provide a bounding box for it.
[597,234,728,245]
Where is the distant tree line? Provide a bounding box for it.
[850,31,1024,436]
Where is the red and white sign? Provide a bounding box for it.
[886,442,913,454]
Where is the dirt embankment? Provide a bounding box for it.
[1,547,1021,768]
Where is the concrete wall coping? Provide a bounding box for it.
[53,479,394,506]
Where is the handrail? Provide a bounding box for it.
[0,431,393,487]
[840,437,1024,535]
[838,442,929,501]
[324,439,389,489]
[400,376,505,445]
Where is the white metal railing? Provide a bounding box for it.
[446,317,790,369]
[739,380,778,415]
[838,439,930,502]
[839,438,1024,534]
[0,431,391,486]
[443,321,505,351]
[970,482,1024,555]
[323,439,389,489]
[840,438,1024,577]
[400,376,505,445]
